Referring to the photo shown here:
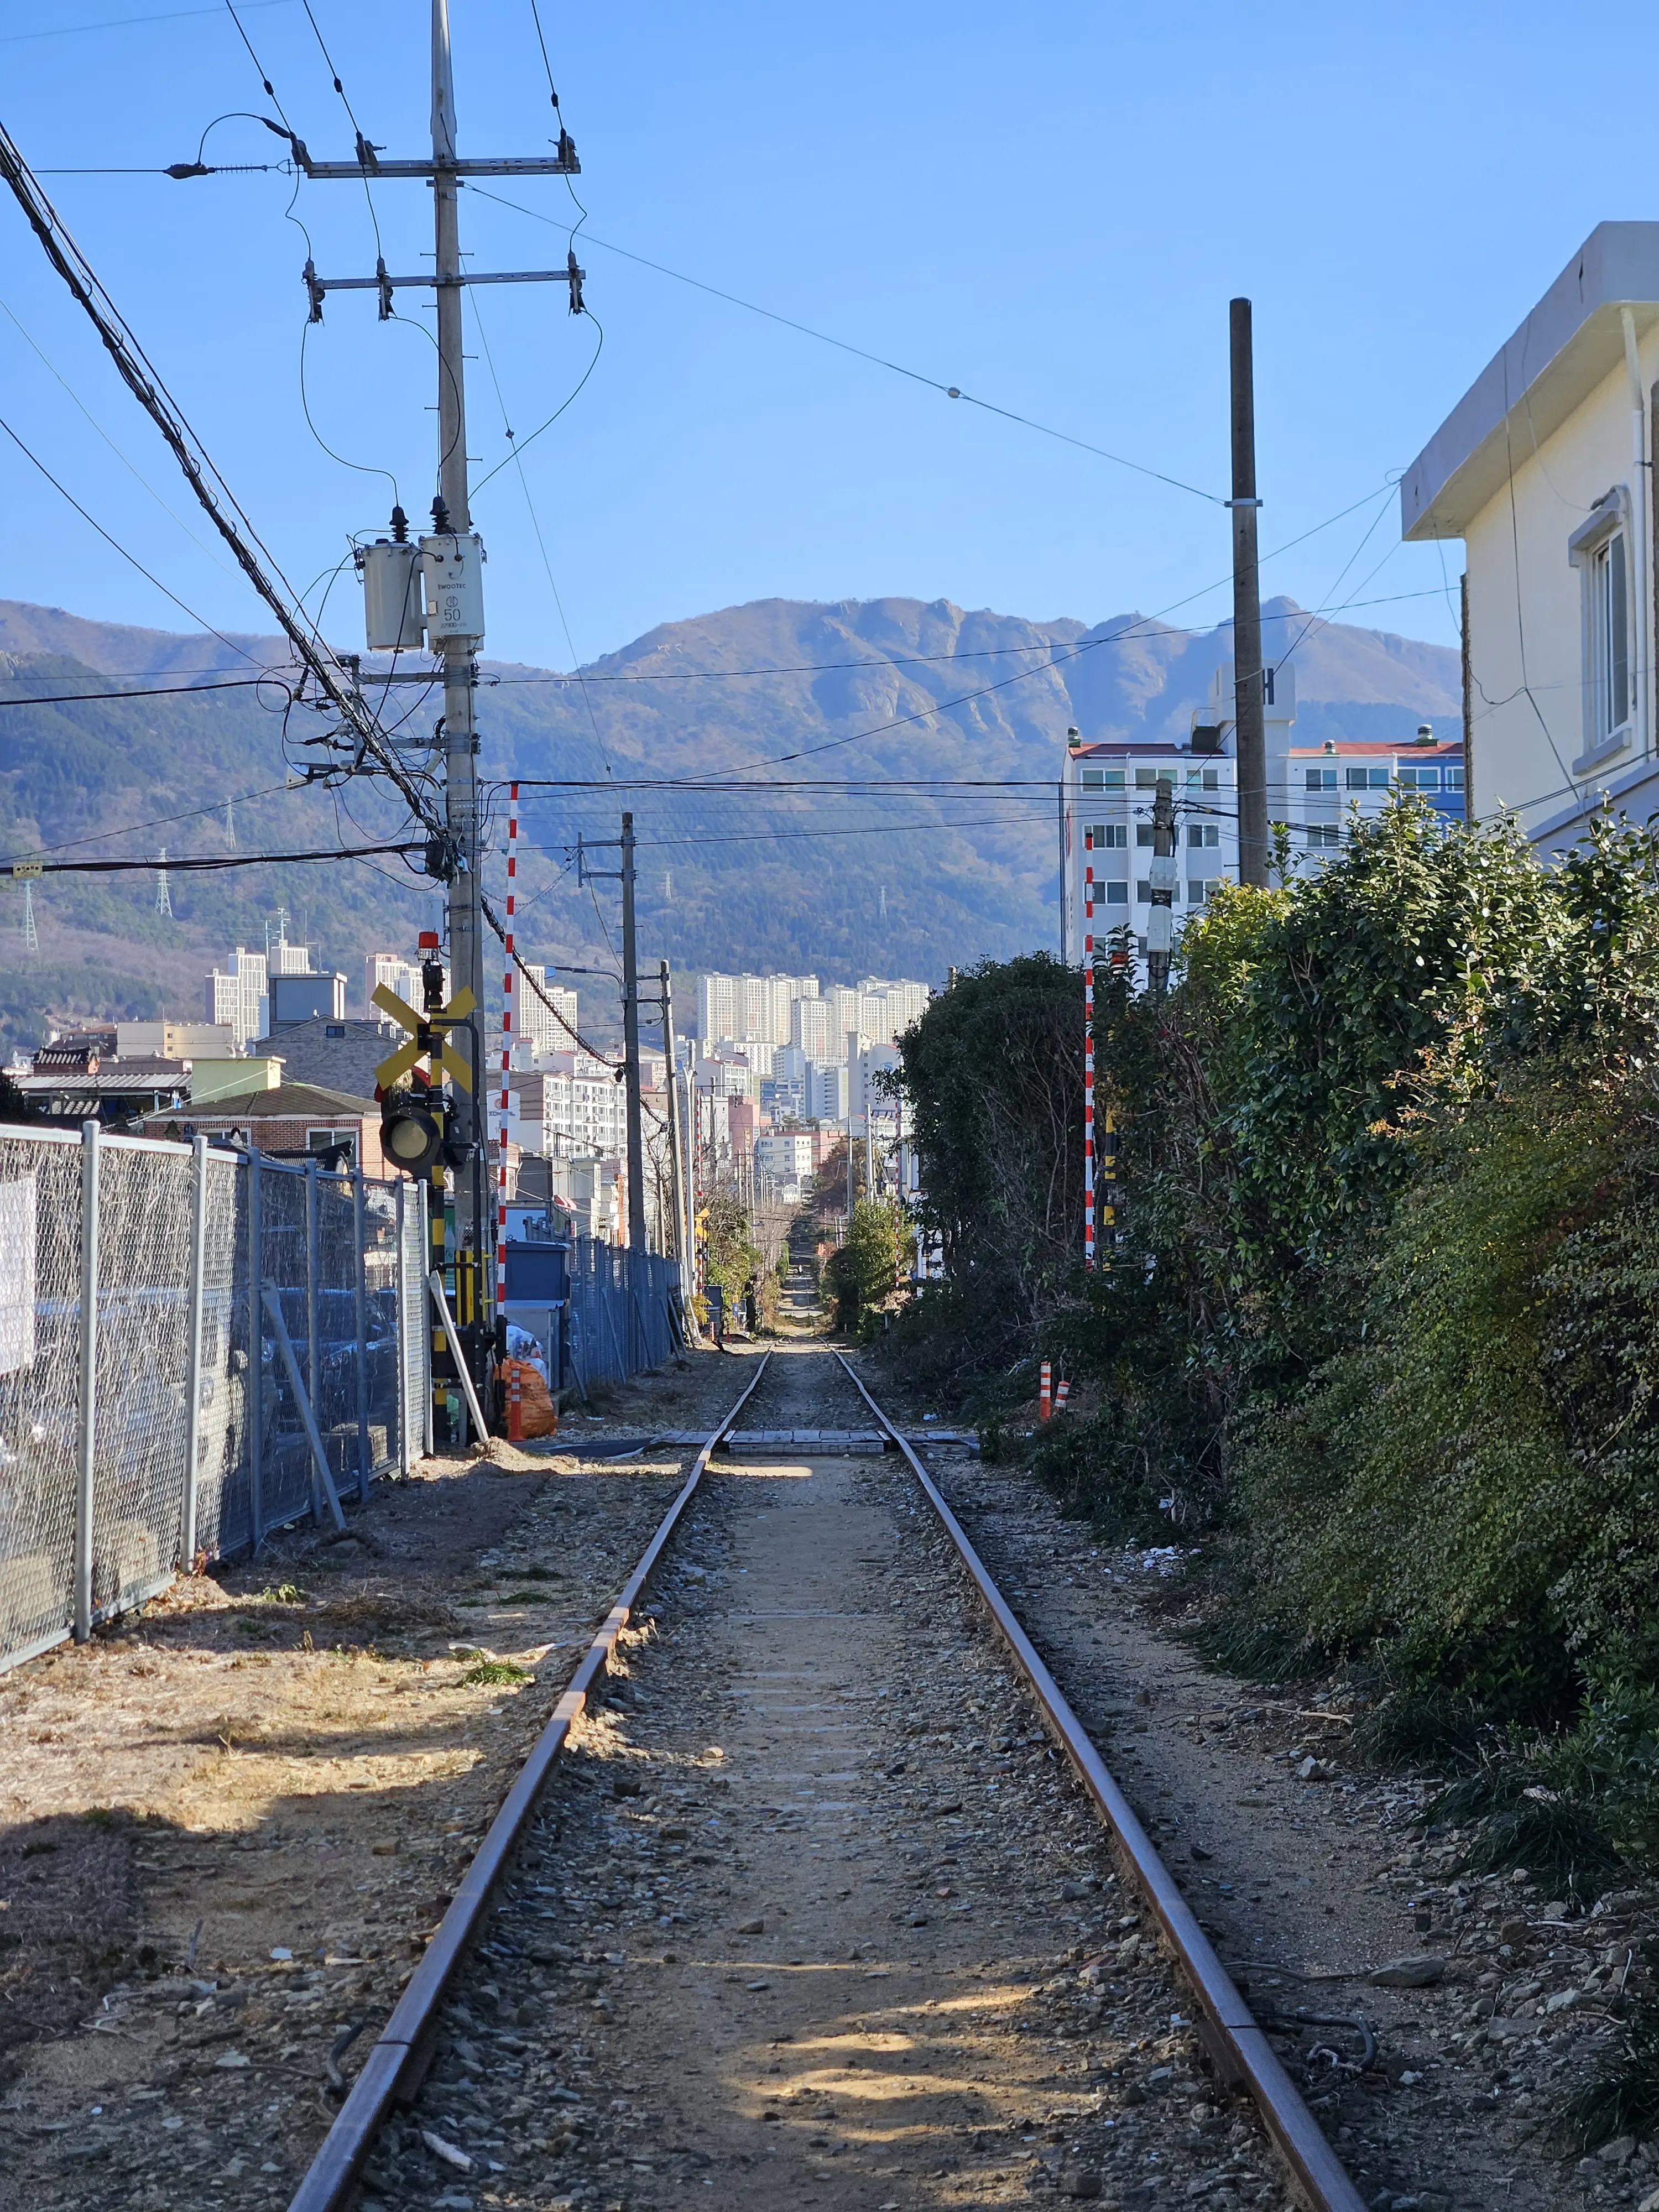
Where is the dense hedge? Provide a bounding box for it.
[896,799,1659,1733]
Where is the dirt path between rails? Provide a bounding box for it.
[378,1343,1293,2212]
[919,1450,1656,2212]
[0,1345,762,2212]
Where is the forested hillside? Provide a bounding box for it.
[0,591,1458,1052]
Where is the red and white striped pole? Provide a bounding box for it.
[497,780,518,1309]
[1039,1359,1052,1420]
[1083,852,1096,1268]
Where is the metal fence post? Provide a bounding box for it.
[305,1159,322,1523]
[180,1134,208,1571]
[248,1147,263,1551]
[395,1176,410,1477]
[352,1162,371,1500]
[73,1118,101,1643]
[418,1177,434,1458]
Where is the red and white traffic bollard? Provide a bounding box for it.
[1054,1378,1070,1412]
[1039,1360,1052,1420]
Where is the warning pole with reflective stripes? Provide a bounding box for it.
[1083,855,1095,1267]
[497,779,518,1298]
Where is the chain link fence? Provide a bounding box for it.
[0,1125,429,1674]
[563,1237,681,1396]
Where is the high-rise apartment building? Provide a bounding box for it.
[519,967,579,1058]
[204,946,268,1051]
[365,950,422,1015]
[266,927,314,978]
[698,971,820,1047]
[790,994,832,1058]
[697,970,926,1061]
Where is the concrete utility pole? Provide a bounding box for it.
[431,2,486,1279]
[304,0,581,1410]
[619,812,647,1251]
[658,959,684,1264]
[1230,298,1269,889]
[1147,780,1177,997]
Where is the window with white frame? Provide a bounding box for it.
[1569,490,1635,761]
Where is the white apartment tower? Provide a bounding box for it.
[204,945,268,1051]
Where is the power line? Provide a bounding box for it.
[468,184,1225,507]
[0,122,447,854]
[0,2,294,44]
[221,0,298,135]
[0,294,248,582]
[0,675,280,708]
[484,587,1454,691]
[2,779,294,864]
[0,414,270,665]
[7,838,423,876]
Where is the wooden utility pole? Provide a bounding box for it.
[1230,299,1269,888]
[619,812,647,1251]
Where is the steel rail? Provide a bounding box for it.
[286,1351,774,2212]
[831,1350,1366,2212]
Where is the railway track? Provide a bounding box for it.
[290,1343,1364,2212]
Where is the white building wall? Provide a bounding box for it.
[520,968,578,1057]
[205,946,268,1050]
[1458,349,1647,840]
[791,997,832,1058]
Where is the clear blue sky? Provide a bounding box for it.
[0,0,1644,670]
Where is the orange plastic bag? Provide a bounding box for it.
[500,1358,558,1439]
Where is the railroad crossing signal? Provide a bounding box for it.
[373,974,476,1177]
[372,979,477,1093]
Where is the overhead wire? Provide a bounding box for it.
[467,184,1225,505]
[0,413,270,664]
[11,838,423,874]
[0,293,255,582]
[0,123,453,859]
[296,0,385,260]
[221,0,299,135]
[1,3,296,44]
[0,676,281,708]
[481,587,1455,690]
[1,778,295,864]
[465,280,614,776]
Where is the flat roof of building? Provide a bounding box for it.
[1290,739,1463,757]
[1071,740,1192,757]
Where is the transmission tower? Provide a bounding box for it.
[20,881,38,952]
[155,848,173,920]
[225,797,235,848]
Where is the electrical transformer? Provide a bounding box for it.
[420,531,486,646]
[361,538,426,651]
